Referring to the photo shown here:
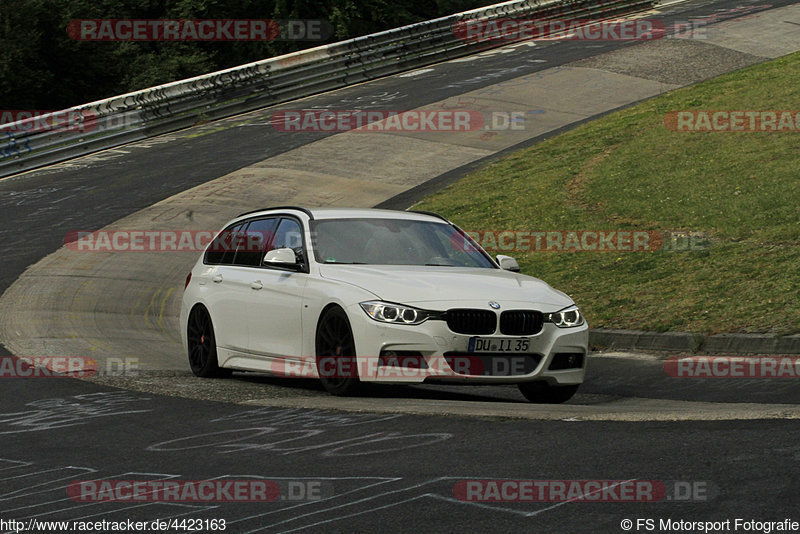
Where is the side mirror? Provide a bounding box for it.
[264,248,301,270]
[496,254,520,272]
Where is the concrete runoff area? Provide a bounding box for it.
[2,3,800,416]
[77,349,800,420]
[241,396,800,421]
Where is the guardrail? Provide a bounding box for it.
[0,0,658,178]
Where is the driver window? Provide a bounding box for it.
[268,218,305,264]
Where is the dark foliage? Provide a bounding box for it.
[0,0,489,109]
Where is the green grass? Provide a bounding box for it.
[415,52,800,334]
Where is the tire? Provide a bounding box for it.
[187,305,231,378]
[315,306,360,396]
[518,382,579,404]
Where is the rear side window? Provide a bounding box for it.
[204,222,246,265]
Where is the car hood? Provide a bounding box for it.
[318,265,574,310]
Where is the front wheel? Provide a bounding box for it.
[315,306,360,396]
[187,305,230,378]
[518,382,579,404]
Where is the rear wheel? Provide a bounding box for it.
[518,382,579,404]
[187,306,230,378]
[315,306,360,396]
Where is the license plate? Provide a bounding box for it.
[468,337,530,353]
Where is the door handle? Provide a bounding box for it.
[250,280,263,290]
[212,274,223,283]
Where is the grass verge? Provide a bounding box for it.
[415,52,800,334]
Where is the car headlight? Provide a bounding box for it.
[546,306,585,328]
[359,301,435,325]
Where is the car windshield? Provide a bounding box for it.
[310,218,496,268]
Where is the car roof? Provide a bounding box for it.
[235,207,449,223]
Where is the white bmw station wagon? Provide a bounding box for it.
[180,207,588,403]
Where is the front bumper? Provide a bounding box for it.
[346,302,588,385]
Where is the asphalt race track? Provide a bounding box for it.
[1,380,798,533]
[2,0,800,532]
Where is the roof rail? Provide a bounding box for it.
[409,210,449,222]
[236,206,314,219]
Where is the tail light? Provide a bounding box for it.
[184,272,192,290]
